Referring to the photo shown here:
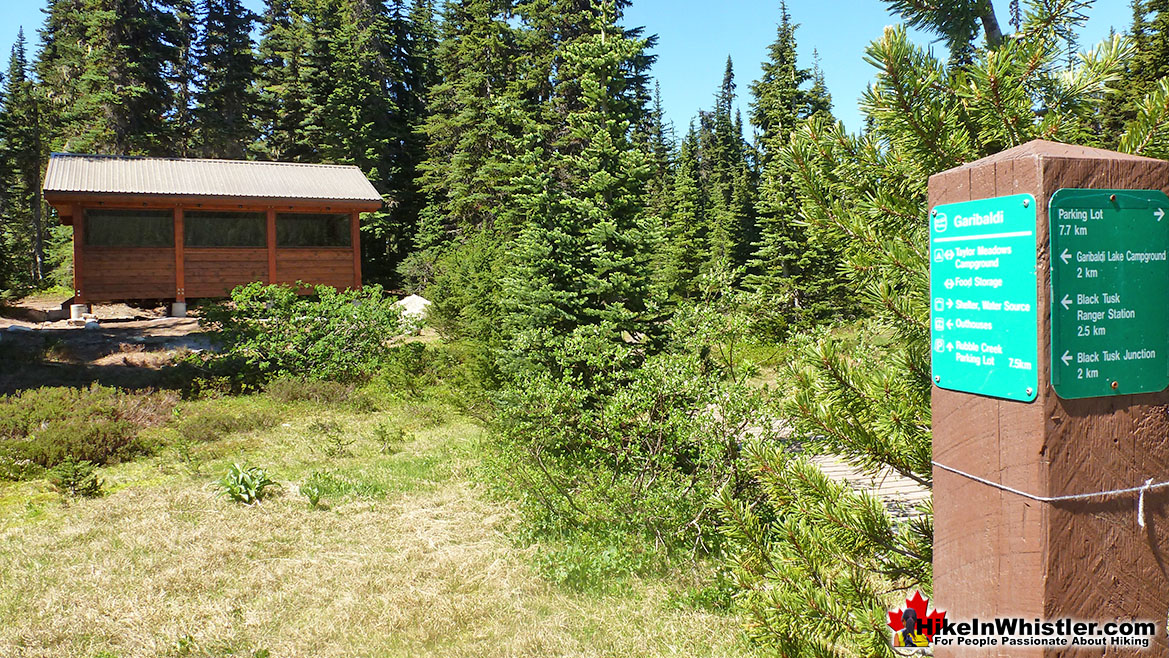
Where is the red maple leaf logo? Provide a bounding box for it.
[887,590,947,641]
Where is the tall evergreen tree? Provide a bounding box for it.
[503,2,659,374]
[1102,0,1169,146]
[745,3,846,329]
[37,0,181,154]
[661,124,710,299]
[193,0,258,158]
[166,0,198,155]
[253,0,315,161]
[2,29,47,285]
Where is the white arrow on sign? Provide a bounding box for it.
[1061,350,1072,366]
[946,299,953,309]
[1061,294,1072,310]
[1156,208,1165,222]
[1060,249,1072,264]
[946,319,953,329]
[946,342,954,351]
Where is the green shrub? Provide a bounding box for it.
[49,458,104,498]
[380,343,456,398]
[532,532,660,592]
[371,420,410,455]
[495,291,778,554]
[217,463,280,504]
[197,282,403,385]
[308,419,353,457]
[0,385,176,474]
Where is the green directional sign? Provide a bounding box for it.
[1049,188,1169,399]
[930,194,1038,402]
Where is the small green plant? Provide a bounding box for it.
[371,420,410,455]
[217,463,280,505]
[300,480,323,509]
[310,419,353,457]
[49,457,104,498]
[301,469,385,500]
[172,435,201,474]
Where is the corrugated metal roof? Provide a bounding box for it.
[43,153,382,205]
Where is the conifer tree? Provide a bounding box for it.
[745,3,848,329]
[1102,0,1169,147]
[194,0,258,158]
[503,1,659,374]
[2,30,46,285]
[37,0,180,154]
[660,125,709,299]
[253,0,315,161]
[719,3,1137,654]
[167,0,198,155]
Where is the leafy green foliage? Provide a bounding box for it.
[532,530,661,592]
[496,282,778,552]
[371,420,411,455]
[0,385,175,473]
[716,3,1141,655]
[197,283,403,385]
[217,462,280,504]
[300,469,386,500]
[48,457,104,498]
[300,479,323,509]
[309,419,354,457]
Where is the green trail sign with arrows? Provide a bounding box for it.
[930,194,1039,402]
[1049,188,1169,399]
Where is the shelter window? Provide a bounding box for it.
[184,211,266,247]
[276,213,351,247]
[84,209,173,247]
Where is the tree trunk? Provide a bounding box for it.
[980,1,1004,48]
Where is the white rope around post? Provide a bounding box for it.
[1139,478,1154,529]
[932,461,1169,528]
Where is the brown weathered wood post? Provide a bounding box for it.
[931,140,1169,657]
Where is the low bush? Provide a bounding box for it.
[495,323,776,553]
[0,385,176,474]
[531,531,661,592]
[197,283,404,385]
[49,457,104,498]
[308,419,353,457]
[371,420,410,455]
[217,463,280,504]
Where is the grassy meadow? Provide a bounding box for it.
[0,387,749,658]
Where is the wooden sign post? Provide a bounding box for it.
[931,140,1169,656]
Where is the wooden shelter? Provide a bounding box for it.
[42,154,382,306]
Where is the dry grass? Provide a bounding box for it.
[0,398,749,658]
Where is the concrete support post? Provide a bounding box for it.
[931,140,1169,657]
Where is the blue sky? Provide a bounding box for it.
[0,0,1133,136]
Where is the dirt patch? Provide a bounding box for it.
[0,316,214,394]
